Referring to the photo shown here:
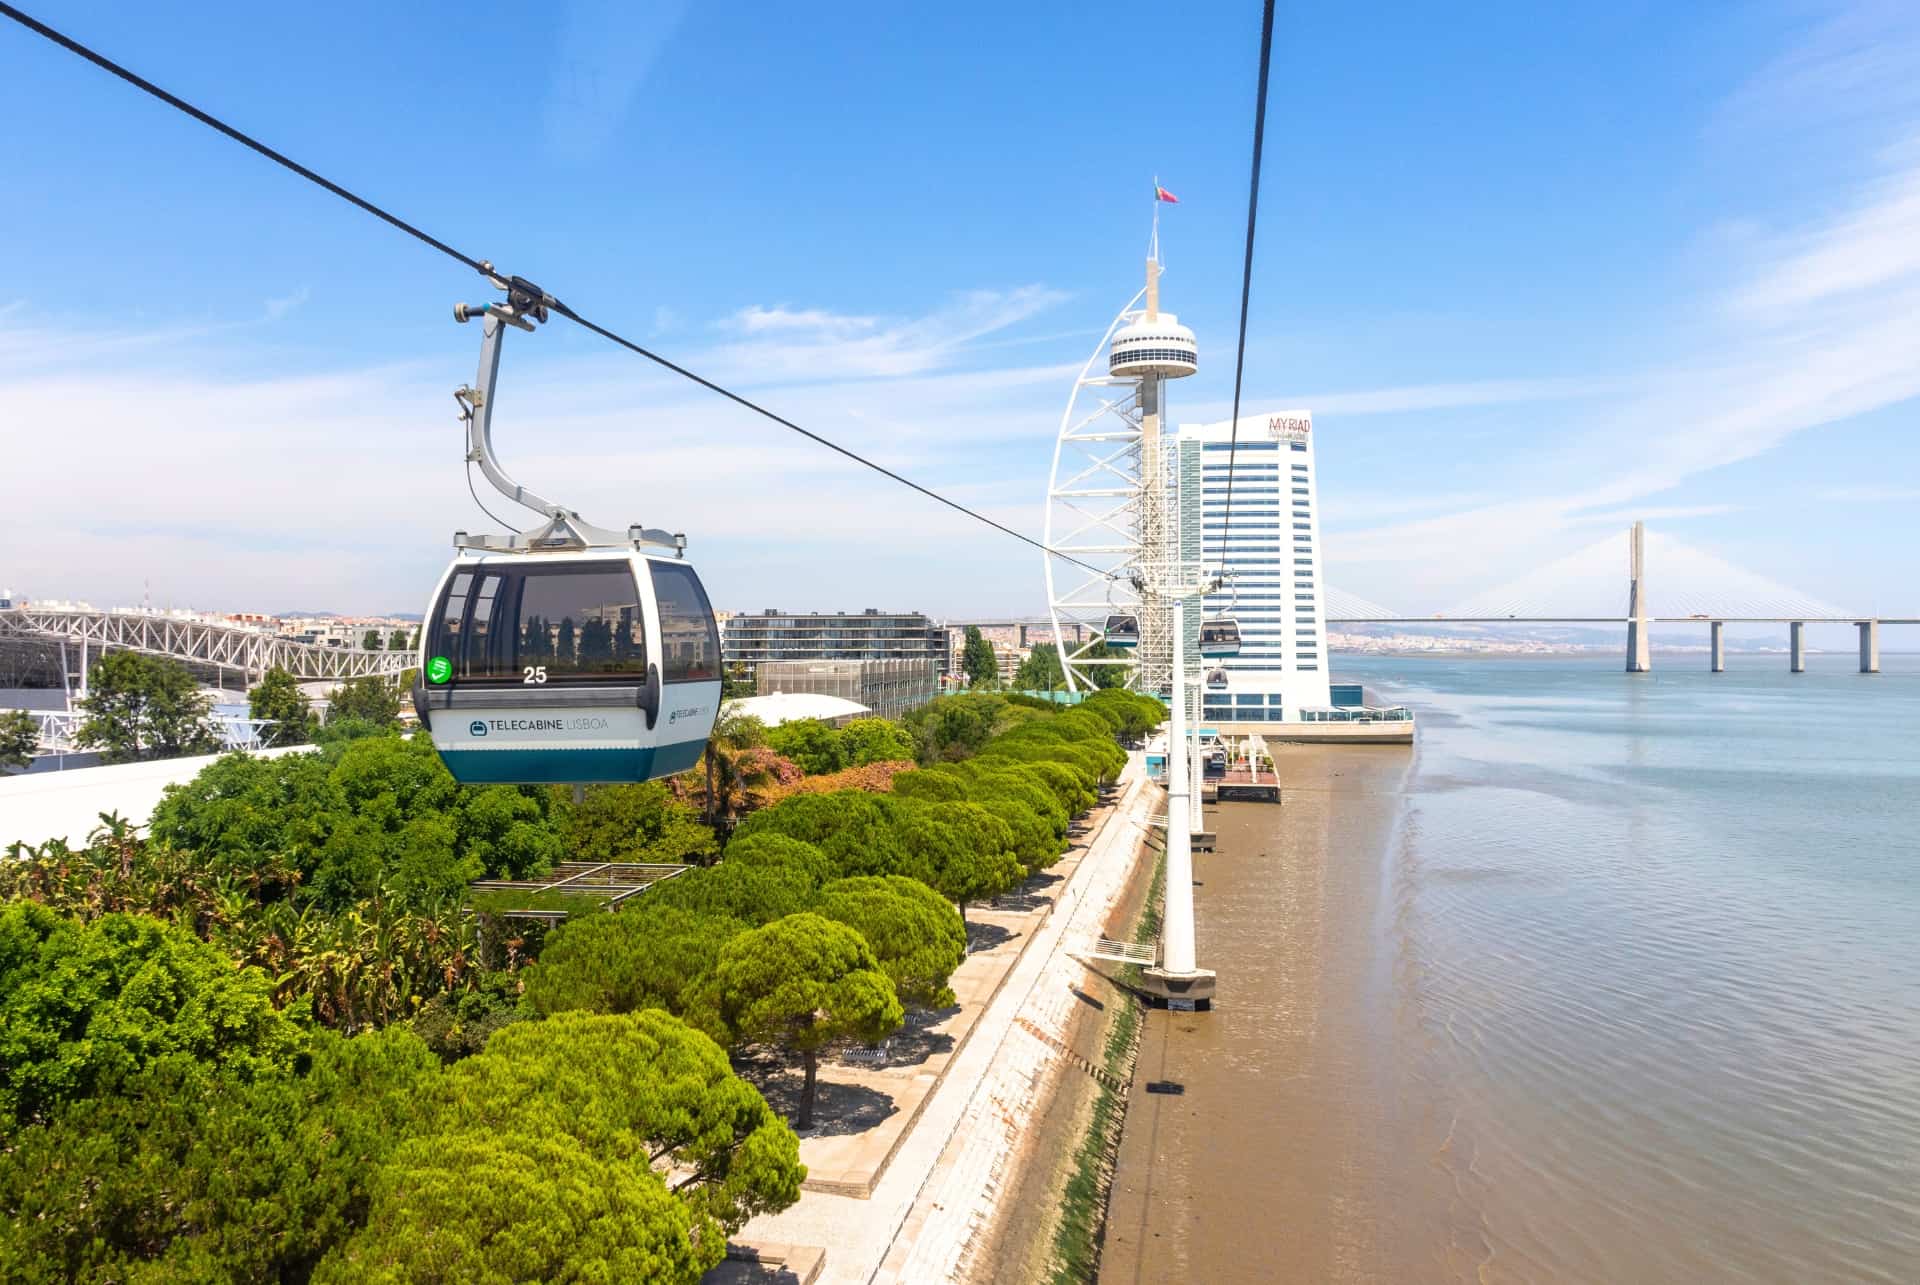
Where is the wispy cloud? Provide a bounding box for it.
[1730,140,1920,320]
[1175,375,1621,425]
[542,0,691,163]
[1814,483,1920,503]
[722,306,881,337]
[0,283,1072,616]
[1327,7,1920,609]
[262,288,310,321]
[701,285,1070,382]
[1566,503,1744,526]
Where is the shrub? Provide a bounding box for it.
[0,905,306,1125]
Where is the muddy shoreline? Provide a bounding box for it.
[1098,746,1419,1284]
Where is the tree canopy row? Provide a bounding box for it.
[0,684,1162,1281]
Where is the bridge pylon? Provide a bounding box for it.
[1626,520,1651,673]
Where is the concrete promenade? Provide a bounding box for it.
[733,752,1155,1284]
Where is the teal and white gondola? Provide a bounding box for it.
[415,551,720,783]
[1198,617,1241,657]
[410,272,720,786]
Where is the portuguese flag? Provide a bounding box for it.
[1154,184,1179,204]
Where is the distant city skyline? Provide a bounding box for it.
[5,2,1917,620]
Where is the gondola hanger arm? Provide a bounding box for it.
[451,266,682,556]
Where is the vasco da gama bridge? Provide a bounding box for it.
[1326,522,1916,674]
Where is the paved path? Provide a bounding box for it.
[737,753,1155,1284]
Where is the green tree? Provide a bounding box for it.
[645,859,818,928]
[322,1011,804,1280]
[1079,638,1130,688]
[961,625,998,689]
[327,673,402,727]
[1012,642,1065,695]
[75,650,217,763]
[0,905,307,1125]
[723,832,836,886]
[318,1129,709,1284]
[150,733,564,912]
[387,627,410,650]
[890,768,970,803]
[978,798,1060,875]
[730,790,908,879]
[1083,688,1164,742]
[767,717,850,775]
[565,780,720,864]
[149,748,339,887]
[456,783,567,882]
[247,665,313,746]
[898,802,1023,925]
[904,693,1004,763]
[408,970,525,1062]
[840,716,916,766]
[0,708,38,773]
[816,875,967,1008]
[707,914,903,1129]
[524,905,744,1022]
[361,629,382,650]
[0,1026,441,1284]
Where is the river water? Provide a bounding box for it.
[1103,653,1920,1283]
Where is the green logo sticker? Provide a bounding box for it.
[427,656,453,684]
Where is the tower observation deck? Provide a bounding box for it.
[1043,253,1197,699]
[1108,312,1199,378]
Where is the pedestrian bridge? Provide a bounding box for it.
[0,605,413,685]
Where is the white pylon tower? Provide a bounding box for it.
[1132,554,1220,1009]
[1043,236,1198,697]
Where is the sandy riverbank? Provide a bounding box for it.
[1098,744,1420,1284]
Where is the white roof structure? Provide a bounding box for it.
[723,693,870,728]
[0,746,311,850]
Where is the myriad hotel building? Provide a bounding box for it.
[1179,409,1332,728]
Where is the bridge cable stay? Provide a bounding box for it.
[1320,586,1404,622]
[1214,0,1278,581]
[1437,529,1852,621]
[0,1,1119,584]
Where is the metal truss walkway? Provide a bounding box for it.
[0,606,413,684]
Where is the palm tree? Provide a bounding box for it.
[701,710,772,838]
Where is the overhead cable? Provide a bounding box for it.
[1216,0,1277,577]
[0,1,1113,579]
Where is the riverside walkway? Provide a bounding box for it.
[730,752,1156,1284]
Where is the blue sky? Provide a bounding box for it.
[3,0,1917,625]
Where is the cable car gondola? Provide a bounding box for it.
[412,274,721,785]
[1198,616,1241,657]
[1104,613,1140,649]
[1205,665,1228,689]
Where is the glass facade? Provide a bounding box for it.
[1179,414,1329,722]
[722,608,946,672]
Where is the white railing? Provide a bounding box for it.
[15,708,282,757]
[1082,937,1157,966]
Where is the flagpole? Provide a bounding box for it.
[1150,174,1161,266]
